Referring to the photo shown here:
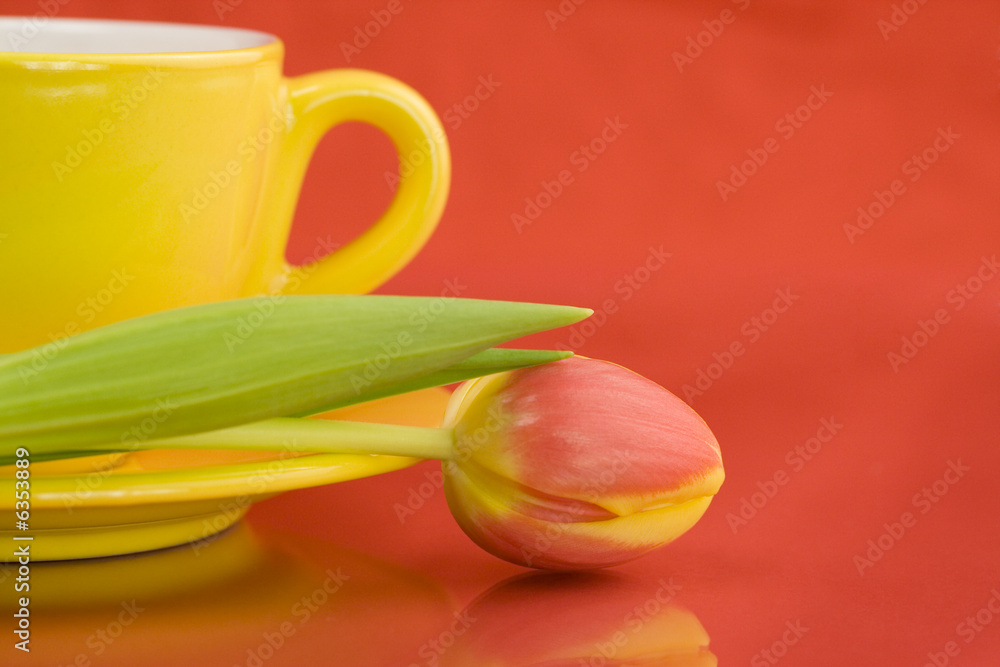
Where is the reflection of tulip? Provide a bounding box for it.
[439,571,716,667]
[442,357,725,569]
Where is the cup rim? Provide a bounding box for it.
[0,16,281,61]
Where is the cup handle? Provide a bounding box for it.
[269,69,450,295]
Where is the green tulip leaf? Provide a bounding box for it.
[0,295,589,455]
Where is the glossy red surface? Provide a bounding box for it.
[3,1,999,665]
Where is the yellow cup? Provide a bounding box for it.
[0,17,450,354]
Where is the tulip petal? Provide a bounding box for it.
[443,357,725,569]
[446,461,717,569]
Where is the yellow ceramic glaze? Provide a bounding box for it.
[0,18,450,354]
[0,386,451,561]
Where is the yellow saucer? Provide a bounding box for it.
[0,388,449,562]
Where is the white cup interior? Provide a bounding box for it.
[0,17,276,54]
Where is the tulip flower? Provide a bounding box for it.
[441,357,725,569]
[55,356,724,570]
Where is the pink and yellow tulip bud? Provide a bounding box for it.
[442,357,724,570]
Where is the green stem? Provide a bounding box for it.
[85,418,458,461]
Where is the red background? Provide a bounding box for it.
[4,1,1000,665]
